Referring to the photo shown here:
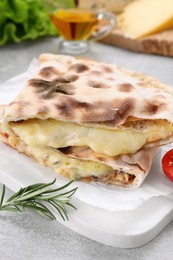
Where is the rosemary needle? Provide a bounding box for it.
[0,179,77,221]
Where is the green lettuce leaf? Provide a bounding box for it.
[0,0,65,45]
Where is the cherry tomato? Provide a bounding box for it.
[162,149,173,182]
[3,133,9,139]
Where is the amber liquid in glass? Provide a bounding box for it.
[49,9,99,41]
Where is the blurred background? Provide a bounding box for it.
[0,0,132,45]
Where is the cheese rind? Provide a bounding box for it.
[118,0,173,39]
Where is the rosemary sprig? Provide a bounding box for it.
[0,179,77,221]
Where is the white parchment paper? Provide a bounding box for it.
[0,60,173,211]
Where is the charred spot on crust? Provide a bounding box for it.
[117,83,134,92]
[143,102,163,115]
[101,65,113,73]
[66,97,92,110]
[29,78,50,88]
[92,83,109,89]
[29,78,75,99]
[54,77,71,84]
[69,63,89,73]
[55,103,73,118]
[29,75,77,88]
[87,98,136,125]
[80,105,116,123]
[143,98,167,115]
[39,67,59,78]
[114,99,135,123]
[88,80,109,89]
[89,70,103,77]
[37,106,50,116]
[66,74,79,82]
[55,97,91,118]
[55,96,135,125]
[146,104,159,114]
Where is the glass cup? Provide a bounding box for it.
[43,0,116,55]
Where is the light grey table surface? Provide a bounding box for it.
[0,38,173,260]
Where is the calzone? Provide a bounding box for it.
[1,54,173,187]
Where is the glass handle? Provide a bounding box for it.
[88,12,116,41]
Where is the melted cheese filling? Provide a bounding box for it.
[10,118,173,156]
[7,134,113,179]
[26,146,113,179]
[6,135,133,182]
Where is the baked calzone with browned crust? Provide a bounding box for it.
[1,54,173,187]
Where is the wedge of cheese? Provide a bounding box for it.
[118,0,173,39]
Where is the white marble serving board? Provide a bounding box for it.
[0,142,173,248]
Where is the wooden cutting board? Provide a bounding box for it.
[101,28,173,57]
